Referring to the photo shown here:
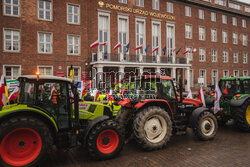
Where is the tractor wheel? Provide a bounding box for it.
[233,99,250,131]
[193,112,218,141]
[87,120,124,160]
[0,116,53,167]
[116,107,133,140]
[133,106,172,151]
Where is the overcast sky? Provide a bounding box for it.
[237,0,250,4]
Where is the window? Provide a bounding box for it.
[202,0,211,2]
[38,32,52,53]
[211,12,216,22]
[215,0,226,6]
[98,13,110,59]
[118,16,129,54]
[242,34,247,46]
[199,48,206,62]
[223,70,229,77]
[199,26,205,41]
[185,24,192,39]
[186,47,192,60]
[211,49,217,62]
[166,2,173,13]
[232,17,237,26]
[212,70,218,85]
[38,0,52,21]
[199,9,204,19]
[3,0,20,16]
[67,4,80,24]
[152,0,159,10]
[136,19,145,55]
[136,0,144,7]
[243,70,248,77]
[233,32,238,45]
[211,29,217,42]
[228,3,242,10]
[152,22,161,56]
[166,23,175,59]
[118,0,127,4]
[243,52,248,64]
[242,19,246,28]
[185,6,191,17]
[4,29,20,52]
[234,70,239,77]
[38,66,53,75]
[233,51,238,63]
[67,66,81,81]
[223,50,228,63]
[222,30,228,43]
[246,7,250,13]
[67,35,80,55]
[222,15,227,24]
[199,69,206,86]
[3,65,21,80]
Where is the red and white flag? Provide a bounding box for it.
[8,87,18,102]
[183,50,190,55]
[135,45,143,50]
[113,43,121,50]
[80,87,87,99]
[192,48,197,53]
[100,42,107,46]
[198,87,206,107]
[214,82,222,114]
[187,89,193,99]
[94,90,99,102]
[0,75,6,108]
[152,47,159,53]
[90,40,99,48]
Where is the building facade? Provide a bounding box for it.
[0,0,249,90]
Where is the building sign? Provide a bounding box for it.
[98,1,175,21]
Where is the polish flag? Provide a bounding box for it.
[0,75,6,108]
[8,87,18,102]
[192,48,197,53]
[113,43,121,50]
[198,87,206,107]
[100,42,107,46]
[80,87,87,99]
[152,47,159,53]
[90,40,99,48]
[135,45,143,50]
[187,89,193,99]
[183,50,190,55]
[214,82,222,114]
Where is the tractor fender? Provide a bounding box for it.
[230,95,250,107]
[83,115,110,145]
[189,107,210,128]
[0,109,58,141]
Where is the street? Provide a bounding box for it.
[45,123,250,167]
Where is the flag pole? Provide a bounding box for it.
[4,78,9,105]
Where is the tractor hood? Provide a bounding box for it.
[118,98,132,108]
[177,97,202,107]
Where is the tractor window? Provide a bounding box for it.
[21,82,35,104]
[160,80,176,100]
[242,79,250,94]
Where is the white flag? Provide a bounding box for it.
[199,87,206,107]
[187,89,193,99]
[214,82,222,114]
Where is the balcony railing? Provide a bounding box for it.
[91,52,187,64]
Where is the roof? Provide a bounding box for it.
[19,75,73,83]
[220,76,250,81]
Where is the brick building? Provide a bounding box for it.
[0,0,249,90]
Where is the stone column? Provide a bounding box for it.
[155,67,161,76]
[119,66,125,81]
[96,66,103,89]
[186,67,191,91]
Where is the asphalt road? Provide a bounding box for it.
[44,123,250,167]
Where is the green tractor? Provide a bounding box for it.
[0,75,124,167]
[206,77,250,131]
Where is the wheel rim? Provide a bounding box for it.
[246,106,250,125]
[201,117,215,136]
[0,128,42,167]
[144,115,167,143]
[97,130,119,154]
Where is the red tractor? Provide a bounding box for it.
[117,75,218,150]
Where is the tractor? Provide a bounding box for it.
[0,75,124,167]
[205,77,250,131]
[117,75,218,150]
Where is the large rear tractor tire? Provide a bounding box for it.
[116,107,133,140]
[133,106,172,151]
[87,120,124,160]
[233,99,250,131]
[193,112,218,140]
[0,116,53,167]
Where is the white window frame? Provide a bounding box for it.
[118,14,129,54]
[118,0,127,4]
[199,26,205,41]
[222,30,228,43]
[211,69,218,85]
[166,2,173,13]
[37,65,53,76]
[222,15,227,24]
[67,66,81,81]
[135,17,146,55]
[38,0,52,21]
[211,28,217,42]
[223,70,229,77]
[185,24,192,39]
[199,69,207,86]
[211,12,216,22]
[223,50,228,63]
[243,70,248,77]
[215,0,226,6]
[166,22,175,59]
[242,19,246,28]
[3,28,21,52]
[211,49,217,62]
[67,34,80,55]
[199,48,206,62]
[233,32,238,45]
[185,6,191,17]
[3,0,20,17]
[186,47,193,61]
[152,0,159,10]
[3,65,21,80]
[38,32,53,54]
[243,52,248,64]
[232,17,237,26]
[199,9,204,19]
[152,20,161,56]
[67,3,80,25]
[242,34,247,46]
[98,11,111,55]
[233,70,239,77]
[233,51,238,63]
[136,0,144,7]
